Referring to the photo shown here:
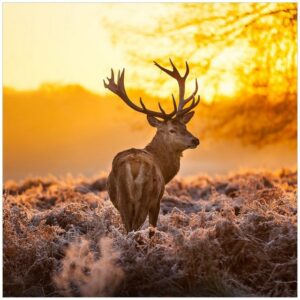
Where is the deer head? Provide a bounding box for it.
[103,59,200,151]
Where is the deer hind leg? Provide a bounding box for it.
[119,200,133,232]
[131,163,154,231]
[115,163,134,232]
[149,169,164,228]
[149,188,164,228]
[148,185,164,238]
[117,180,133,232]
[117,161,149,232]
[149,200,160,228]
[107,172,119,210]
[132,201,149,231]
[132,180,154,231]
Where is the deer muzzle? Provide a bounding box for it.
[189,137,200,148]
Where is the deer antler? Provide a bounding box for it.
[103,69,177,121]
[153,59,200,118]
[104,60,199,121]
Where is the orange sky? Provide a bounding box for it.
[3,86,296,181]
[4,4,179,93]
[3,3,248,102]
[4,3,123,92]
[3,3,297,181]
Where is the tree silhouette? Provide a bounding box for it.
[104,3,297,146]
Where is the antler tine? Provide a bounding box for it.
[181,78,198,108]
[154,60,174,78]
[154,59,181,80]
[158,102,166,115]
[118,69,126,93]
[139,97,147,110]
[103,69,117,93]
[110,68,114,82]
[103,62,199,121]
[103,68,177,120]
[154,59,198,114]
[171,94,177,112]
[183,61,189,79]
[177,95,201,117]
[169,58,181,78]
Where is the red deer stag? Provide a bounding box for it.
[103,59,200,233]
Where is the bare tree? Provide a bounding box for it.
[103,3,297,146]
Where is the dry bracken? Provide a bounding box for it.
[3,169,297,296]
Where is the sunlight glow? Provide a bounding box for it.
[219,77,237,97]
[4,3,295,103]
[3,4,125,93]
[3,3,297,181]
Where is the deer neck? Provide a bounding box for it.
[145,133,182,184]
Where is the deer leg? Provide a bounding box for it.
[148,199,161,239]
[149,184,164,228]
[107,173,119,210]
[132,202,149,231]
[119,200,133,232]
[149,198,161,229]
[132,183,152,231]
[117,173,135,232]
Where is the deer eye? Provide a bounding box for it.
[169,129,176,134]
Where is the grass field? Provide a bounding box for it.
[3,169,297,296]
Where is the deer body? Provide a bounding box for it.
[104,60,200,233]
[107,148,164,232]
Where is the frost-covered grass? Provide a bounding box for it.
[3,169,297,296]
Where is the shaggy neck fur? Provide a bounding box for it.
[145,132,182,184]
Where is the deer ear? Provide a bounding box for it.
[147,115,163,127]
[180,111,195,124]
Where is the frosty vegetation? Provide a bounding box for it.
[3,169,297,296]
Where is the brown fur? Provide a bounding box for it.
[104,60,200,233]
[107,119,199,233]
[108,149,164,232]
